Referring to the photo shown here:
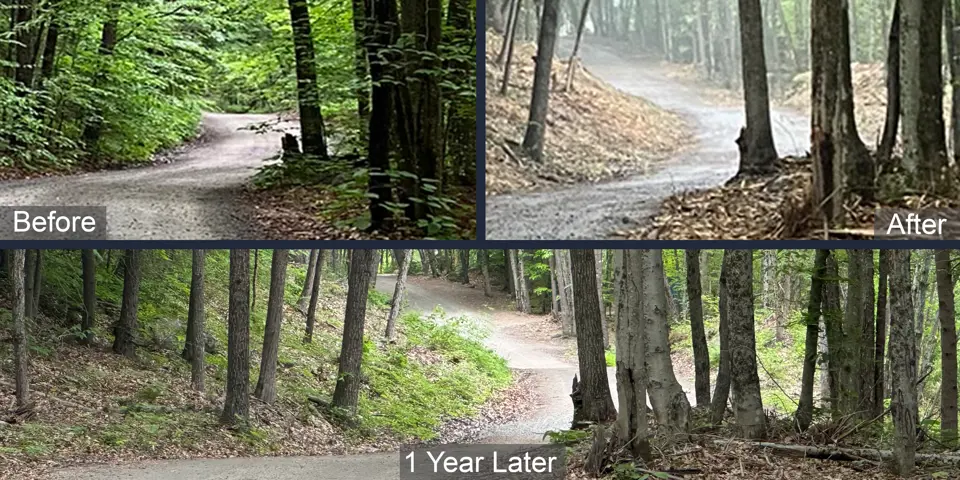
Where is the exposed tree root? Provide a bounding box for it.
[713,439,960,466]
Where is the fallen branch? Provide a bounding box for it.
[713,439,960,467]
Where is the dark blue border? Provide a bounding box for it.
[4,240,960,249]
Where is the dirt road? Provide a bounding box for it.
[0,113,283,240]
[485,39,810,240]
[50,276,694,479]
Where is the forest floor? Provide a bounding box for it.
[485,36,809,240]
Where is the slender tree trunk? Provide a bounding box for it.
[795,249,829,432]
[222,249,251,426]
[571,249,617,423]
[459,250,469,284]
[10,249,28,406]
[520,0,559,162]
[686,249,710,406]
[725,249,766,440]
[946,0,960,164]
[24,250,35,318]
[113,250,140,359]
[188,250,205,392]
[888,249,917,475]
[564,0,592,90]
[332,249,376,415]
[556,250,576,336]
[251,250,259,312]
[710,251,732,424]
[878,1,901,167]
[385,249,411,341]
[875,249,889,417]
[81,249,96,344]
[298,250,319,310]
[304,251,325,343]
[736,0,778,176]
[351,0,370,120]
[497,0,521,66]
[936,250,958,444]
[80,2,119,154]
[549,253,560,314]
[481,250,492,297]
[595,249,608,348]
[255,250,289,404]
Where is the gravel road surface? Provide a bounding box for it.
[0,113,282,240]
[485,38,809,240]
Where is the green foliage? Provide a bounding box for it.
[543,429,589,446]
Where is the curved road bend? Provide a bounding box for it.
[49,276,695,479]
[485,39,810,240]
[0,113,283,240]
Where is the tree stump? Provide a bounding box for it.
[281,134,300,156]
[570,374,590,429]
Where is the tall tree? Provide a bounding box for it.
[80,249,96,344]
[385,249,411,341]
[287,0,329,158]
[563,0,592,90]
[735,0,778,176]
[725,249,765,439]
[80,1,119,154]
[556,249,576,336]
[366,0,398,230]
[875,249,889,417]
[614,249,650,460]
[187,249,205,392]
[936,249,957,444]
[888,249,917,475]
[878,1,901,167]
[795,249,829,432]
[332,249,376,415]
[686,249,710,406]
[710,252,732,425]
[901,0,948,191]
[10,249,29,406]
[222,249,251,426]
[113,250,140,358]
[298,250,319,311]
[641,250,691,433]
[304,251,325,343]
[571,249,617,423]
[255,250,289,404]
[520,0,559,162]
[480,250,493,297]
[459,250,470,284]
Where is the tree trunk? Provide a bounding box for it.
[947,0,960,165]
[481,250,492,297]
[222,249,251,426]
[875,249,889,417]
[888,249,917,475]
[187,249,205,392]
[936,250,957,444]
[80,2,119,153]
[641,250,692,434]
[520,0,559,162]
[351,0,370,120]
[332,249,376,415]
[304,251,325,343]
[725,249,766,440]
[614,249,651,460]
[366,0,397,230]
[24,250,35,318]
[795,249,829,432]
[81,249,96,344]
[112,250,140,359]
[459,250,469,284]
[549,253,560,314]
[385,249,411,341]
[10,249,28,406]
[710,251,732,425]
[571,249,617,423]
[298,250,319,311]
[686,249,710,407]
[556,250,576,336]
[564,0,591,90]
[251,250,259,312]
[255,249,289,404]
[878,1,901,167]
[287,0,329,158]
[497,0,522,66]
[595,249,608,348]
[736,0,778,176]
[901,0,949,191]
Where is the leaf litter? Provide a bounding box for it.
[485,33,690,195]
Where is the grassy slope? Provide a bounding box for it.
[0,250,509,471]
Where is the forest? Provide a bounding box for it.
[0,0,477,240]
[2,248,960,478]
[484,0,960,240]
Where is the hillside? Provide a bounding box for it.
[485,33,690,195]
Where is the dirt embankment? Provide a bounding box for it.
[485,33,690,195]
